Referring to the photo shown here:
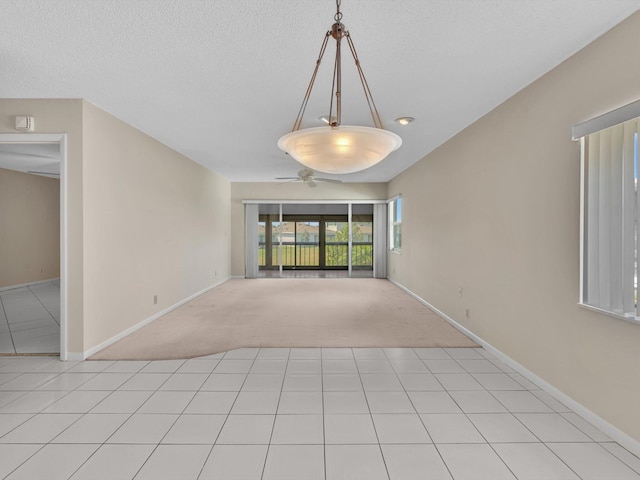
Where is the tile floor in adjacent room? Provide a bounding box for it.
[0,347,638,479]
[0,281,60,354]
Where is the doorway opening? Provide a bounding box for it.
[0,134,68,359]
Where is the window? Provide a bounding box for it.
[389,196,402,252]
[580,116,639,321]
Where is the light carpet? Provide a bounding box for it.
[90,278,478,360]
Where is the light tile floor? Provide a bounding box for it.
[0,347,638,479]
[0,281,60,354]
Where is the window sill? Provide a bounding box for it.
[577,302,640,325]
[388,249,401,255]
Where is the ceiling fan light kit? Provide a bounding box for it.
[277,0,401,175]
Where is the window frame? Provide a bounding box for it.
[388,195,402,253]
[577,112,640,325]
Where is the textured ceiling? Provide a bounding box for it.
[1,1,638,182]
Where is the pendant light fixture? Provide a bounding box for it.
[277,0,402,175]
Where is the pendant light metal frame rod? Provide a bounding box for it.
[292,32,331,132]
[329,21,342,128]
[345,32,384,129]
[289,0,385,133]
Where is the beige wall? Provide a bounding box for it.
[230,182,387,276]
[0,99,84,353]
[0,168,60,287]
[0,99,231,356]
[82,101,230,351]
[388,11,640,442]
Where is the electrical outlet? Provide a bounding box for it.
[154,295,158,305]
[458,287,463,297]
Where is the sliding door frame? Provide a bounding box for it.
[244,199,387,278]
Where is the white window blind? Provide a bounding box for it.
[582,118,639,319]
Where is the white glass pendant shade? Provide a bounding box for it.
[278,125,402,174]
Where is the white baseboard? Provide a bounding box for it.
[0,277,60,292]
[65,352,86,362]
[82,277,232,360]
[388,277,640,458]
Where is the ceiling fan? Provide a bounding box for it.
[275,169,342,188]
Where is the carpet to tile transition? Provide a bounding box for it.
[90,278,478,360]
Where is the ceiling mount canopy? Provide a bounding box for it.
[277,0,402,175]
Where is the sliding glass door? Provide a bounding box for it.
[351,218,373,269]
[259,213,372,271]
[325,221,348,268]
[280,220,320,268]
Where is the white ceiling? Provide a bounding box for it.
[0,143,60,177]
[1,1,638,182]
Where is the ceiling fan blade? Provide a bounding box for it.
[307,180,318,188]
[314,178,342,184]
[27,171,60,176]
[275,177,300,180]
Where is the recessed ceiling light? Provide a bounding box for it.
[395,117,415,125]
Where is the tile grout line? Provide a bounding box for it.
[363,348,391,480]
[3,284,60,354]
[28,285,60,327]
[1,443,48,479]
[447,350,586,480]
[187,353,227,480]
[404,348,457,480]
[446,350,546,479]
[320,348,327,480]
[0,294,17,355]
[258,348,290,480]
[599,442,640,475]
[505,410,589,480]
[139,358,207,480]
[446,352,553,471]
[56,368,169,479]
[67,360,186,480]
[0,362,111,479]
[423,349,520,479]
[192,349,257,480]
